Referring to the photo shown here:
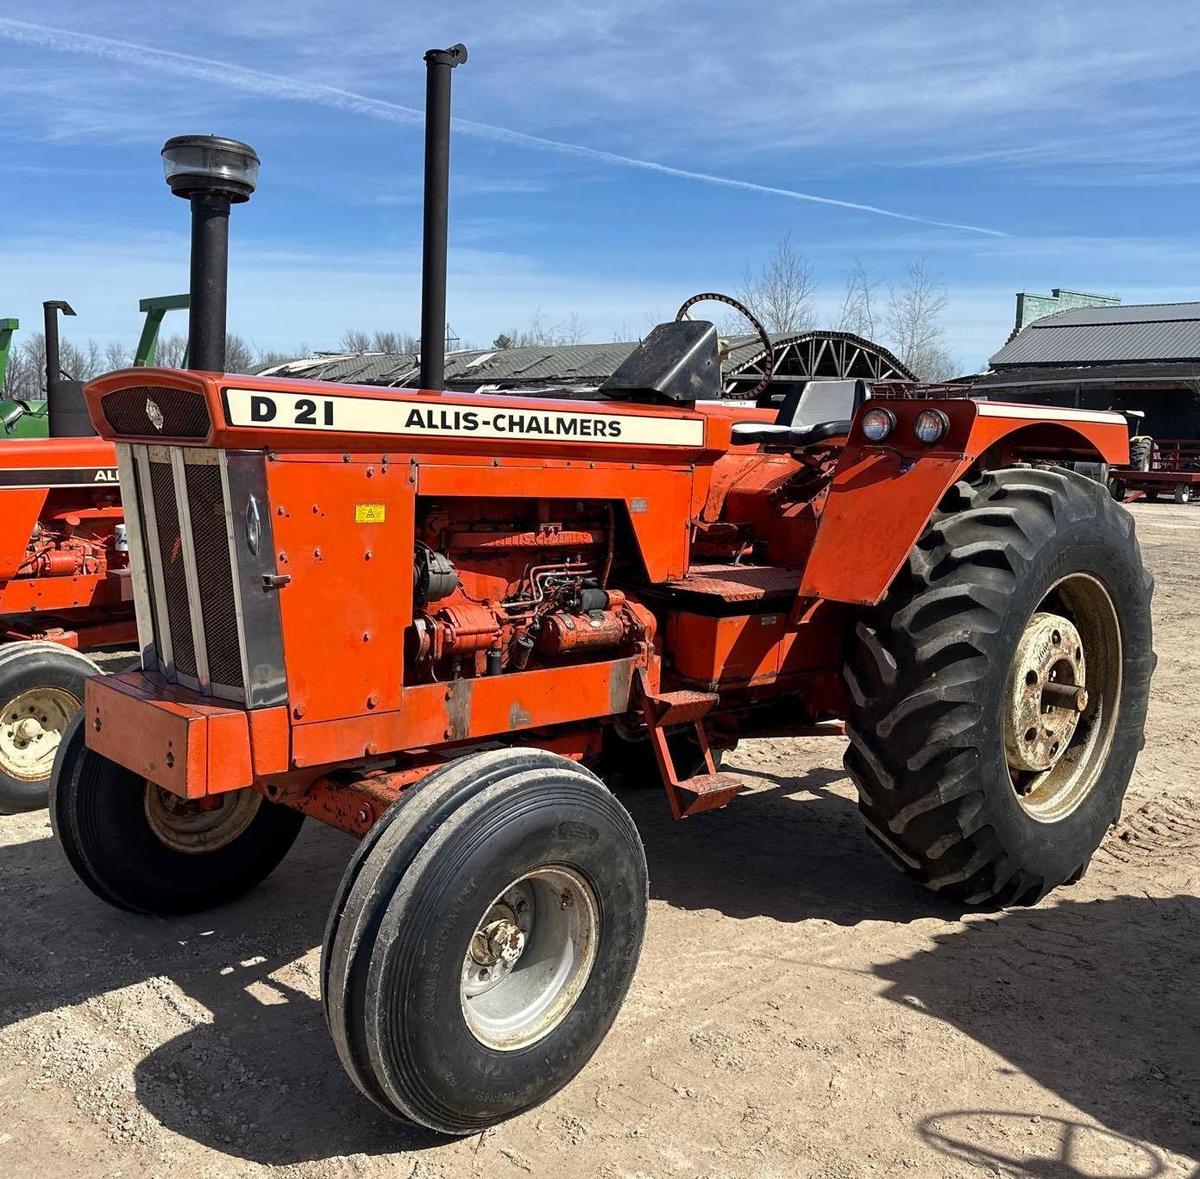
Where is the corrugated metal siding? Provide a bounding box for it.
[262,342,639,389]
[262,328,913,391]
[991,302,1200,368]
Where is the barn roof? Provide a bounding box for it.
[990,302,1200,368]
[261,330,914,395]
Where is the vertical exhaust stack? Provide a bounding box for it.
[419,43,468,392]
[161,135,260,373]
[43,299,93,437]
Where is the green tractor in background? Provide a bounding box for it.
[0,294,190,437]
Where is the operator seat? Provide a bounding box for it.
[730,378,869,448]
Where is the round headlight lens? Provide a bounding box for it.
[914,408,950,445]
[861,406,896,443]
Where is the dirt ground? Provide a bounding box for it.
[1,501,1198,1179]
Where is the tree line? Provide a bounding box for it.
[2,332,298,400]
[732,236,958,381]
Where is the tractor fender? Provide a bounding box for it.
[797,400,1129,607]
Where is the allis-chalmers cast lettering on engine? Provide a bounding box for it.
[224,387,706,448]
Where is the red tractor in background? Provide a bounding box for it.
[51,47,1153,1136]
[0,301,134,811]
[0,296,190,812]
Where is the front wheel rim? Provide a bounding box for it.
[460,865,599,1052]
[0,686,79,781]
[144,786,262,853]
[1004,573,1122,823]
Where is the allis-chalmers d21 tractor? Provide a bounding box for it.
[52,47,1152,1135]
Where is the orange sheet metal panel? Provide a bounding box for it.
[292,656,642,770]
[667,609,843,690]
[799,448,966,607]
[0,489,48,579]
[248,706,290,776]
[83,368,717,461]
[269,457,415,725]
[0,572,109,613]
[84,673,253,798]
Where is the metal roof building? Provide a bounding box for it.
[989,302,1200,368]
[976,301,1200,440]
[263,329,913,398]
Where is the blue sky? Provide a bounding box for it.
[3,2,1200,370]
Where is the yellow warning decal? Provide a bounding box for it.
[355,503,386,524]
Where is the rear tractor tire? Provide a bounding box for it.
[844,467,1153,905]
[50,715,305,914]
[323,747,647,1135]
[0,641,101,815]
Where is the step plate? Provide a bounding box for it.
[664,564,802,603]
[676,771,744,816]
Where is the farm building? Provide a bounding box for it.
[974,300,1200,439]
[264,329,914,399]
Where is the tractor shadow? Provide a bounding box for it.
[0,742,957,1166]
[0,820,434,1162]
[627,743,962,927]
[916,1110,1173,1179]
[879,894,1200,1168]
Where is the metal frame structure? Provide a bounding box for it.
[722,330,914,397]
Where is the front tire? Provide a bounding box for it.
[0,641,100,814]
[50,714,304,914]
[844,467,1153,905]
[324,747,647,1134]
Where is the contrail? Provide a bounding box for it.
[0,17,1006,237]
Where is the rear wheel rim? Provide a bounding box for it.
[144,786,261,853]
[460,865,599,1051]
[1004,573,1122,822]
[0,686,79,782]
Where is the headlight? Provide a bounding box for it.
[914,408,950,445]
[860,407,896,443]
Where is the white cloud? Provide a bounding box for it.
[0,17,1003,235]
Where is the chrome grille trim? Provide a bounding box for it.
[133,445,175,677]
[114,443,159,669]
[218,452,254,699]
[171,447,210,692]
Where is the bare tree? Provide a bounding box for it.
[223,334,257,375]
[372,330,420,354]
[255,348,299,370]
[885,260,957,381]
[155,334,188,369]
[338,328,421,354]
[104,341,132,371]
[736,233,816,334]
[3,338,41,400]
[837,256,878,339]
[493,310,588,349]
[340,328,372,353]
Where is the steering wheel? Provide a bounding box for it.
[675,292,776,401]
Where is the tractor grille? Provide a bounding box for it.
[185,462,243,688]
[124,444,245,699]
[101,385,211,439]
[147,457,198,679]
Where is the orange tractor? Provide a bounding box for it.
[0,301,138,812]
[52,47,1153,1135]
